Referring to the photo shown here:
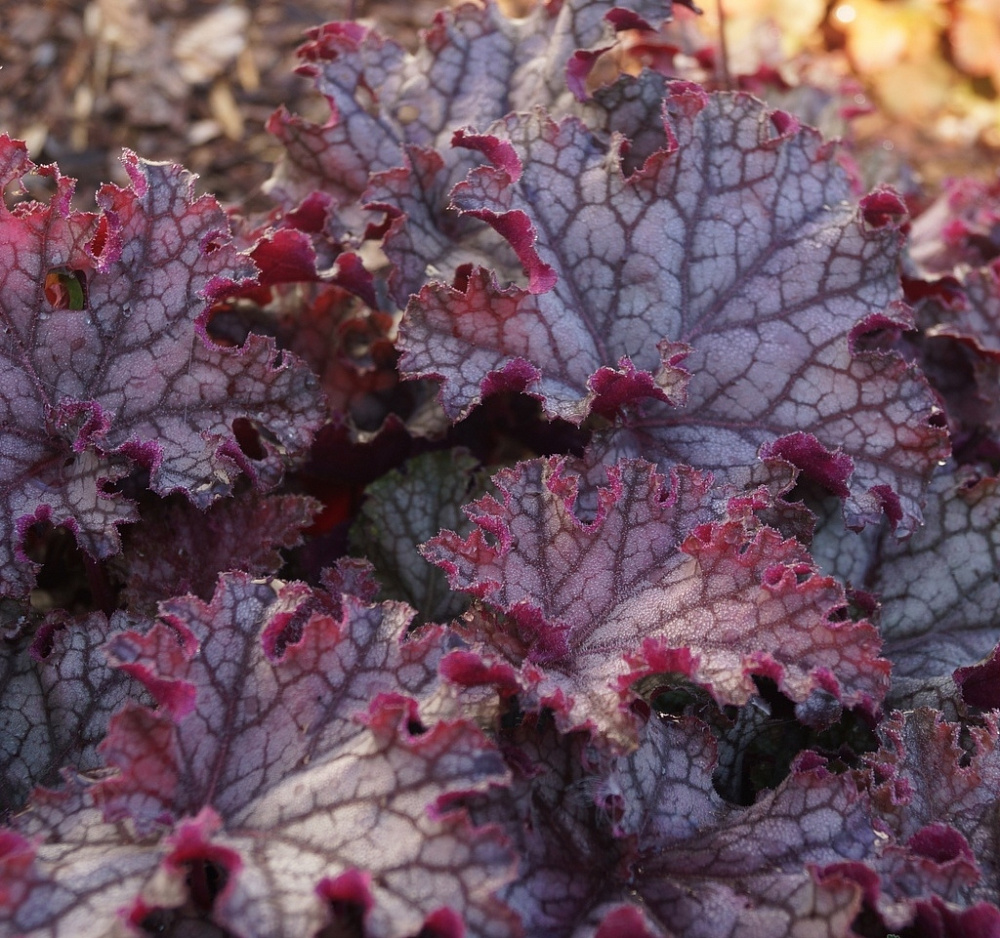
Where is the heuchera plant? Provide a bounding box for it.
[4,0,1000,935]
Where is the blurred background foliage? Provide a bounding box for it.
[0,0,996,208]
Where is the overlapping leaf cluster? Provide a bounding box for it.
[3,0,1000,936]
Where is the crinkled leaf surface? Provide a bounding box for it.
[2,573,516,937]
[863,467,1000,699]
[350,449,490,624]
[368,70,679,306]
[0,137,326,597]
[908,177,1000,277]
[921,261,1000,359]
[266,0,692,303]
[111,491,319,615]
[267,0,687,216]
[0,611,150,816]
[426,457,888,749]
[0,778,164,937]
[867,708,1000,908]
[402,87,947,532]
[96,573,436,827]
[479,714,871,937]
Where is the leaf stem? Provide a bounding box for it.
[716,0,732,90]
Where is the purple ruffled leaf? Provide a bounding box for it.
[402,87,947,532]
[909,177,1000,277]
[867,709,1000,903]
[856,708,1000,927]
[859,466,1000,704]
[267,0,692,213]
[478,714,873,937]
[0,137,327,598]
[1,574,517,937]
[111,491,319,615]
[907,258,1000,466]
[266,0,698,304]
[427,456,888,749]
[0,778,165,938]
[96,574,435,827]
[0,611,151,815]
[922,261,1000,359]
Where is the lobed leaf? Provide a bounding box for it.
[427,456,888,749]
[1,574,516,937]
[480,714,873,937]
[401,88,947,531]
[0,611,151,816]
[0,137,326,598]
[267,0,691,213]
[866,709,1000,909]
[862,467,1000,703]
[266,0,697,305]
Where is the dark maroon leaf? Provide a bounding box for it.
[111,491,319,615]
[272,281,446,438]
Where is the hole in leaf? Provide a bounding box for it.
[316,870,373,938]
[139,909,173,935]
[354,77,379,116]
[451,391,589,466]
[44,267,88,310]
[649,677,715,718]
[30,620,62,659]
[138,904,227,936]
[184,857,228,912]
[406,717,427,736]
[714,678,879,805]
[315,902,366,938]
[24,522,104,614]
[205,297,277,348]
[499,695,524,732]
[871,762,894,786]
[232,417,266,460]
[848,903,894,938]
[956,725,978,768]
